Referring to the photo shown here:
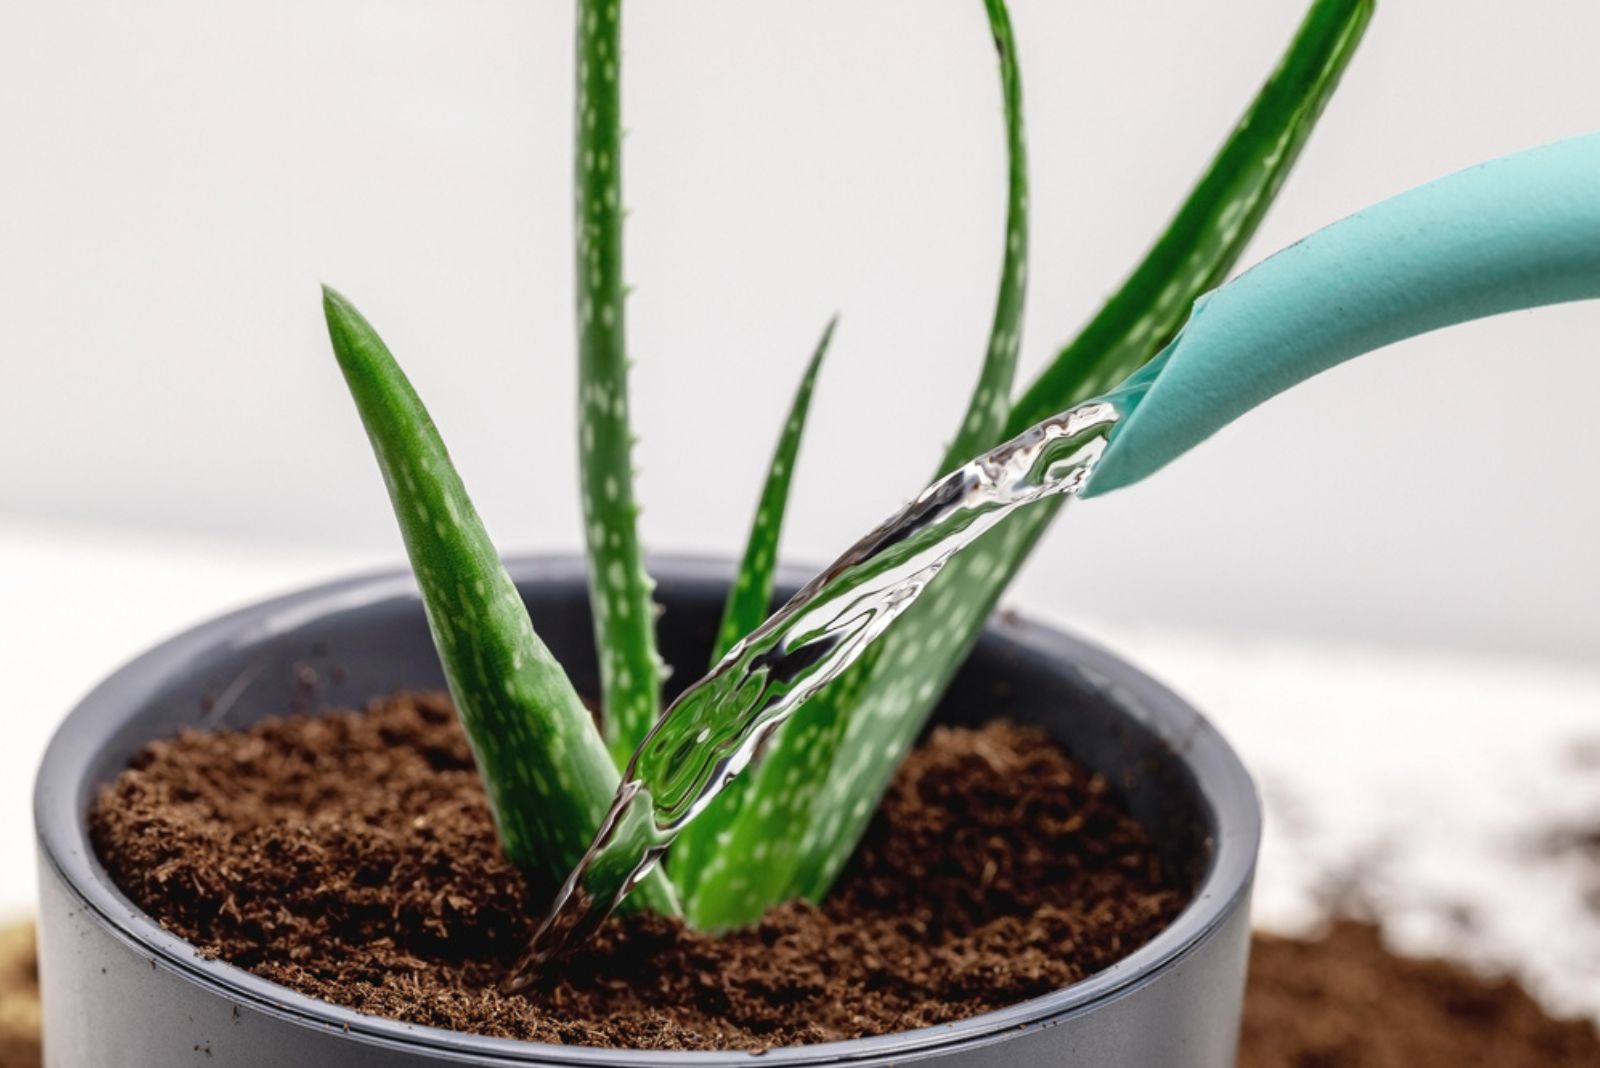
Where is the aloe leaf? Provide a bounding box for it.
[940,0,1029,476]
[1009,0,1374,430]
[679,642,882,930]
[711,319,836,665]
[678,0,1030,926]
[683,0,1373,927]
[322,286,678,916]
[667,318,834,903]
[575,0,662,768]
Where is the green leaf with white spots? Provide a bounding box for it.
[1009,0,1374,429]
[322,286,678,916]
[940,0,1029,477]
[711,319,835,665]
[575,0,662,769]
[682,0,1373,926]
[679,642,882,930]
[678,0,1030,927]
[668,318,834,903]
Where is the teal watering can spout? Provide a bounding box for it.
[1083,131,1600,497]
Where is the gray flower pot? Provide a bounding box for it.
[34,554,1259,1066]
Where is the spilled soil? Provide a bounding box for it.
[1242,920,1600,1067]
[0,921,41,1068]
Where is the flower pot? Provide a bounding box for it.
[35,554,1259,1066]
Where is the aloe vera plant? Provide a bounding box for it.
[320,0,1373,927]
[682,0,1374,926]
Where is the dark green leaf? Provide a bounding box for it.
[682,0,1374,925]
[575,0,663,768]
[323,286,678,914]
[939,0,1030,475]
[669,319,833,904]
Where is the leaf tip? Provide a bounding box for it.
[320,283,354,326]
[319,285,379,375]
[811,316,840,370]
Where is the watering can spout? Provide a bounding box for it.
[1083,131,1600,497]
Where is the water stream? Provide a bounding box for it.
[504,369,1161,991]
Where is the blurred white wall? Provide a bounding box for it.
[2,0,1597,661]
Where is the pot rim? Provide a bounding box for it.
[35,553,1260,1065]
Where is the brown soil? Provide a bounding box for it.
[80,692,1600,1063]
[0,921,41,1068]
[1242,920,1600,1067]
[89,692,1187,1049]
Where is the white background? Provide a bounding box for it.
[3,0,1599,661]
